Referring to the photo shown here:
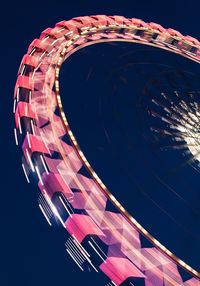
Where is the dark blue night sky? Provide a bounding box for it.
[61,41,200,270]
[2,1,200,285]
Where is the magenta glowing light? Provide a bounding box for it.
[14,15,200,285]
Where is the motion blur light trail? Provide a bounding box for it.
[151,89,200,161]
[14,15,200,285]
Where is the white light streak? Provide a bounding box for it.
[59,196,72,217]
[35,165,44,185]
[26,149,35,172]
[88,241,105,262]
[70,238,98,272]
[14,128,18,146]
[39,204,52,226]
[30,120,36,136]
[91,237,107,258]
[18,116,22,134]
[66,249,84,271]
[65,242,84,265]
[40,155,49,174]
[38,195,52,217]
[13,99,16,113]
[44,194,66,228]
[26,131,31,148]
[22,163,30,183]
[61,194,74,211]
[66,239,85,262]
[16,88,19,102]
[72,235,90,258]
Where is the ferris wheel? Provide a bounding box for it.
[14,15,200,285]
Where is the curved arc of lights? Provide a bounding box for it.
[14,15,200,285]
[54,18,200,277]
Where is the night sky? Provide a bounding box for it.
[2,1,200,285]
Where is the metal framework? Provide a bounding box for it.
[14,15,200,285]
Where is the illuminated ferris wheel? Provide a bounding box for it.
[14,15,200,285]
